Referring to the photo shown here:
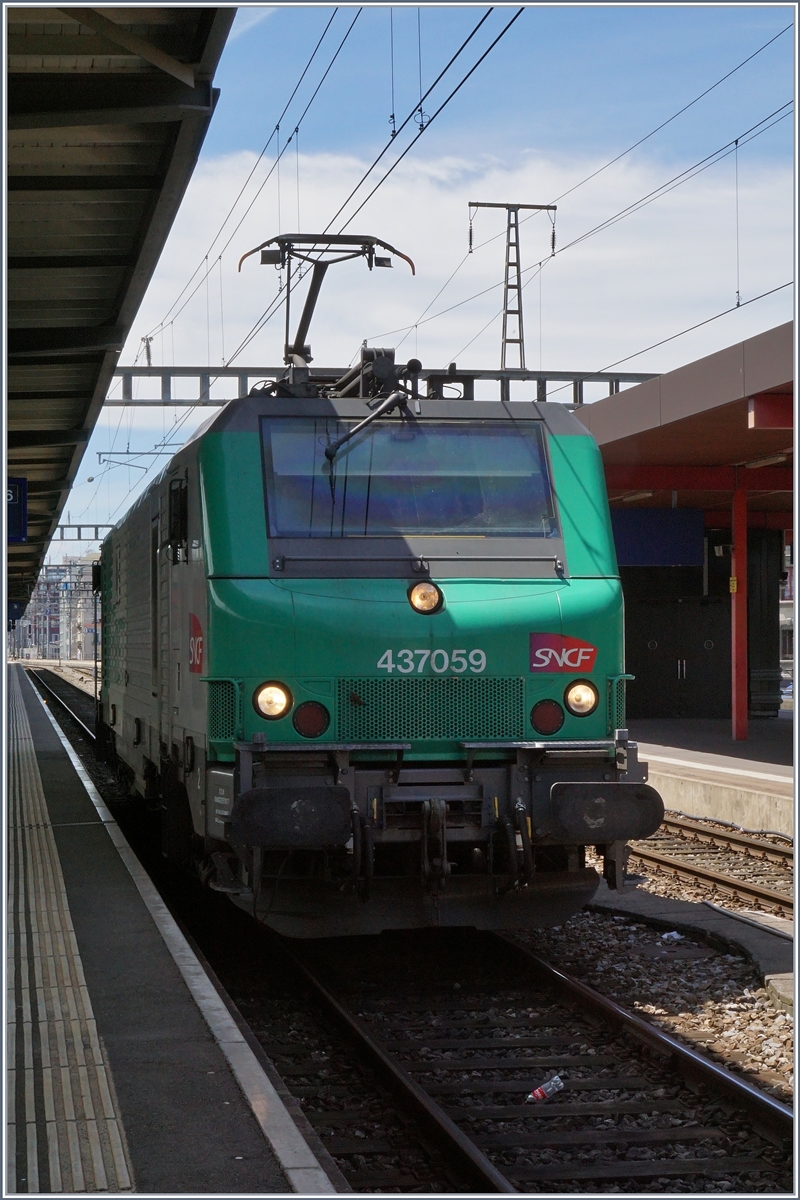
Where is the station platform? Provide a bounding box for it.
[630,716,794,837]
[6,665,336,1195]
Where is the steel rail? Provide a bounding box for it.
[27,669,97,744]
[661,814,793,864]
[627,845,792,913]
[278,941,517,1193]
[496,935,793,1139]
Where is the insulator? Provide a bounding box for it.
[468,221,473,254]
[551,226,556,256]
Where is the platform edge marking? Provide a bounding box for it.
[31,681,339,1196]
[643,753,792,785]
[10,670,136,1194]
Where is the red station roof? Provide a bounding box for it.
[575,322,793,526]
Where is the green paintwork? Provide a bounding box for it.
[198,425,624,759]
[199,433,270,577]
[549,433,619,578]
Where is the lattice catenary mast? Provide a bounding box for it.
[469,201,557,369]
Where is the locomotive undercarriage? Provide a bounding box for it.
[206,733,662,937]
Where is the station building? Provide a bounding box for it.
[577,321,793,739]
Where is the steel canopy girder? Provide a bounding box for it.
[110,364,656,382]
[56,8,197,89]
[7,430,90,449]
[8,255,138,271]
[104,365,659,405]
[7,327,126,357]
[8,77,214,129]
[605,465,793,492]
[6,7,233,604]
[7,176,162,193]
[8,100,213,130]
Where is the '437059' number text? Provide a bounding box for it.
[377,649,486,674]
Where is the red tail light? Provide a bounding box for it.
[530,699,564,735]
[292,701,330,739]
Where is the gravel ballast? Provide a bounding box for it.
[509,910,793,1105]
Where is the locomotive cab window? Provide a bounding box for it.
[168,475,188,561]
[261,417,559,539]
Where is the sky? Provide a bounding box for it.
[54,2,795,561]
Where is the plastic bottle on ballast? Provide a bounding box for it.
[525,1074,564,1104]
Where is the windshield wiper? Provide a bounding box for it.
[324,390,408,463]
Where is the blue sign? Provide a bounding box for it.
[611,508,705,567]
[7,478,27,543]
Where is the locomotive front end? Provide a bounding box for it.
[200,381,663,937]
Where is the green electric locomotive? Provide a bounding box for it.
[100,234,663,937]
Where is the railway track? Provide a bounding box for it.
[28,668,97,743]
[279,930,790,1192]
[628,815,793,916]
[27,669,794,1192]
[661,814,793,862]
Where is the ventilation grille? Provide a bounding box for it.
[208,680,240,741]
[607,675,631,733]
[337,676,525,742]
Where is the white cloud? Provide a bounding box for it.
[228,7,276,41]
[61,142,791,549]
[127,143,793,375]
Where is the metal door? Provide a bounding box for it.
[626,599,730,719]
[625,602,680,718]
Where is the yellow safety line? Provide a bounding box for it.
[7,668,134,1194]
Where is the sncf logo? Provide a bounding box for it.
[530,633,598,673]
[189,613,204,674]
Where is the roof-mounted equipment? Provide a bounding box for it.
[238,234,415,365]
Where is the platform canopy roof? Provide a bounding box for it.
[576,322,794,528]
[6,6,236,602]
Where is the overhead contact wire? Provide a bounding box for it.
[389,23,793,347]
[337,8,525,233]
[226,8,515,365]
[144,7,343,340]
[322,8,495,235]
[432,102,793,357]
[548,20,792,206]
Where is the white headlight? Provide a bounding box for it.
[564,680,598,716]
[253,682,292,719]
[408,581,443,613]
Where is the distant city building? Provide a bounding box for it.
[8,553,101,662]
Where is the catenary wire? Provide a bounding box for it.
[224,9,518,365]
[547,281,793,395]
[141,9,361,350]
[368,101,792,351]
[554,103,791,256]
[336,8,524,233]
[321,8,494,235]
[549,20,792,206]
[374,23,794,346]
[170,25,790,380]
[448,105,791,362]
[146,8,340,338]
[146,9,362,345]
[441,104,792,344]
[257,7,496,355]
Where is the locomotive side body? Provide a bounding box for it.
[100,388,662,936]
[101,442,210,858]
